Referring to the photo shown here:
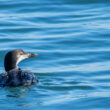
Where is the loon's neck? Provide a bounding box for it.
[5,63,18,72]
[4,58,18,72]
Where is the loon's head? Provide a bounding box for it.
[4,49,38,72]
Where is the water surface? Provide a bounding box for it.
[0,0,110,110]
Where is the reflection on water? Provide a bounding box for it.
[5,86,30,98]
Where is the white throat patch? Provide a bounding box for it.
[16,54,29,65]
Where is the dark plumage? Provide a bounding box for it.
[0,49,38,87]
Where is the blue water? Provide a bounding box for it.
[0,0,110,110]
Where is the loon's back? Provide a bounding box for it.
[0,69,38,87]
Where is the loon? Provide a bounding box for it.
[0,49,38,87]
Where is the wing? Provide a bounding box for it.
[0,72,8,86]
[0,69,38,87]
[19,70,38,86]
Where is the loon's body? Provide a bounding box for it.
[0,49,38,87]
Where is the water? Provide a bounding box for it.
[0,0,110,109]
